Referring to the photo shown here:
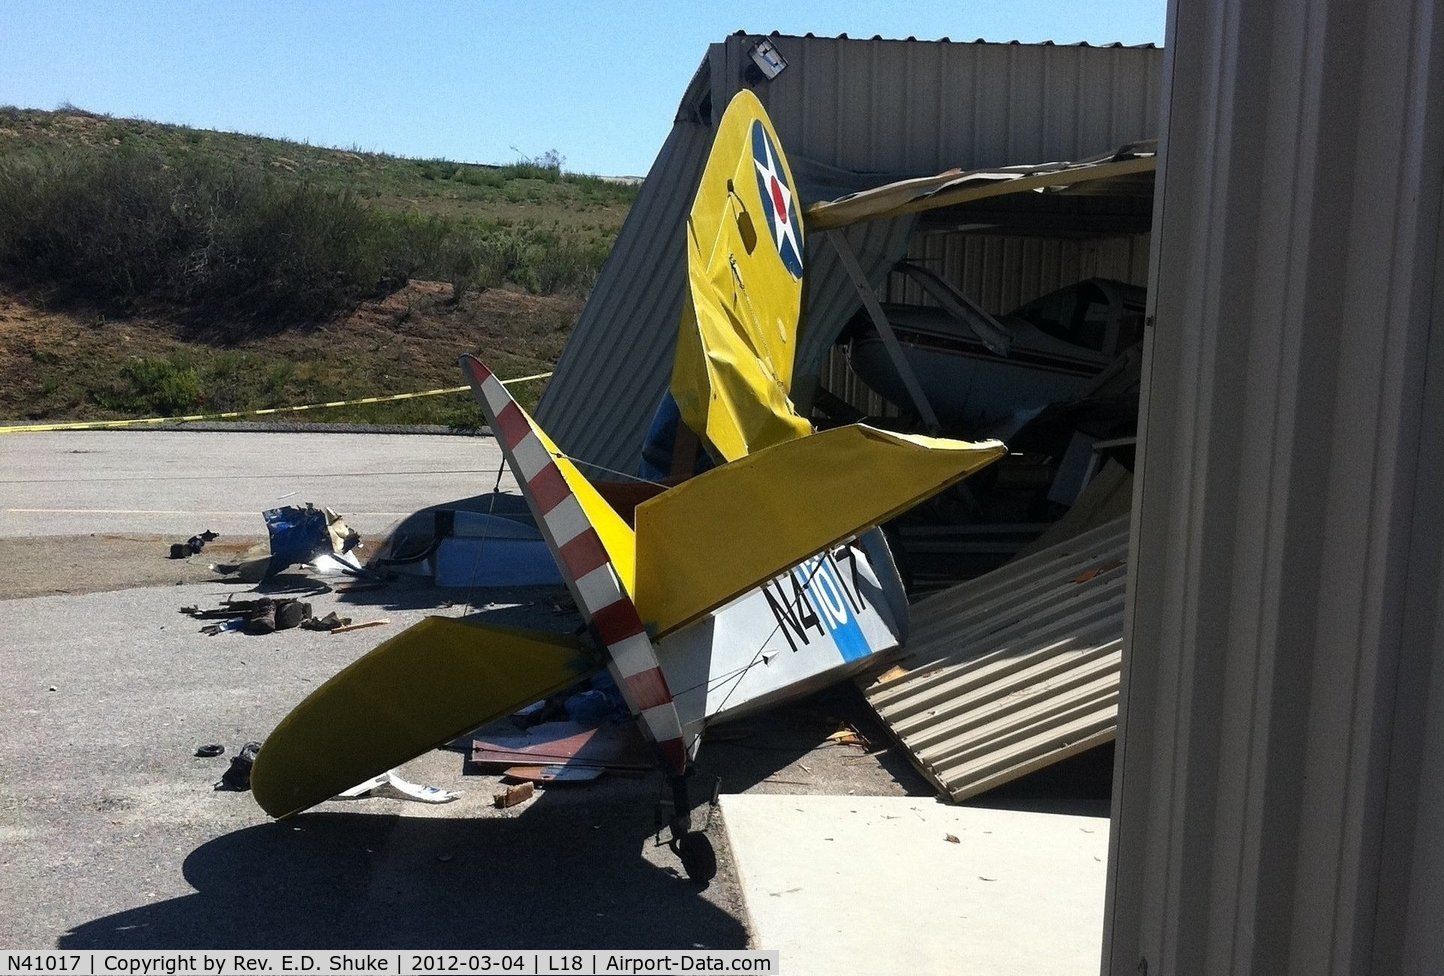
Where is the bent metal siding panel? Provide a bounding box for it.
[861,515,1129,802]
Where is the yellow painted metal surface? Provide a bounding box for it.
[670,90,812,463]
[520,398,638,596]
[251,617,595,818]
[633,426,1006,636]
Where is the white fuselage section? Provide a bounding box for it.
[655,531,908,750]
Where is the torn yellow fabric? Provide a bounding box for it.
[670,89,812,462]
[632,426,1007,636]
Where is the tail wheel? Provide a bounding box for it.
[672,831,718,884]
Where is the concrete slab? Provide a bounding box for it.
[720,794,1108,976]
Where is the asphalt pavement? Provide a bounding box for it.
[0,429,516,538]
[0,429,927,951]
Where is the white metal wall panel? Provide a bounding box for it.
[861,517,1129,802]
[1105,0,1444,972]
[743,37,1163,174]
[538,36,1164,473]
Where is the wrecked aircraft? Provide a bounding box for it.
[249,90,1005,881]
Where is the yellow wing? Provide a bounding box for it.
[670,89,812,463]
[632,427,1007,636]
[251,617,595,818]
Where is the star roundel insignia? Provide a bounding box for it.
[750,121,804,280]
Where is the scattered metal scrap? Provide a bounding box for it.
[467,720,653,779]
[182,597,319,635]
[334,769,459,804]
[169,529,218,560]
[212,503,375,583]
[502,765,605,785]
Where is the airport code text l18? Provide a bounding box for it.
[0,952,779,976]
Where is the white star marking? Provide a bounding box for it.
[754,134,801,267]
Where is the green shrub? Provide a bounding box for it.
[0,141,616,320]
[91,356,202,415]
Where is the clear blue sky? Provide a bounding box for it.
[0,2,1167,176]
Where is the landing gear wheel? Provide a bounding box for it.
[673,831,717,884]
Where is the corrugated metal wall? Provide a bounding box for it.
[1104,0,1444,972]
[732,36,1162,174]
[862,516,1128,803]
[894,232,1152,312]
[817,231,1152,415]
[538,36,1164,473]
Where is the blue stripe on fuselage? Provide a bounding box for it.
[794,554,870,663]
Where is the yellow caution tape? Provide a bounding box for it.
[0,371,553,434]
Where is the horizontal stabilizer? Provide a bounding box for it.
[251,617,595,818]
[633,426,1006,636]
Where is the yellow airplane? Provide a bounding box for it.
[250,90,1005,882]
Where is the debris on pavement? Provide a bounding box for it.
[169,530,219,560]
[182,597,315,635]
[502,765,606,785]
[467,720,652,775]
[264,504,361,578]
[245,598,314,634]
[181,600,259,620]
[494,782,536,808]
[300,611,352,632]
[334,581,387,594]
[217,741,262,791]
[195,743,225,757]
[328,617,390,634]
[826,727,872,749]
[333,768,460,804]
[212,503,375,582]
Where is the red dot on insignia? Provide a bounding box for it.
[770,177,788,224]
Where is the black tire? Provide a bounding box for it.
[674,831,717,884]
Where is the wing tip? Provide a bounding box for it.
[459,353,495,388]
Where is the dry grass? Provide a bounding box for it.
[0,106,641,425]
[0,282,580,426]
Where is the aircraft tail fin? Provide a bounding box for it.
[670,88,812,463]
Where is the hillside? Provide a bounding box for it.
[0,106,641,424]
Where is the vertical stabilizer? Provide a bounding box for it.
[670,89,813,462]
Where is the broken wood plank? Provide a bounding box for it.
[329,617,391,634]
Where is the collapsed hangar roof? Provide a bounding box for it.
[535,33,1164,475]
